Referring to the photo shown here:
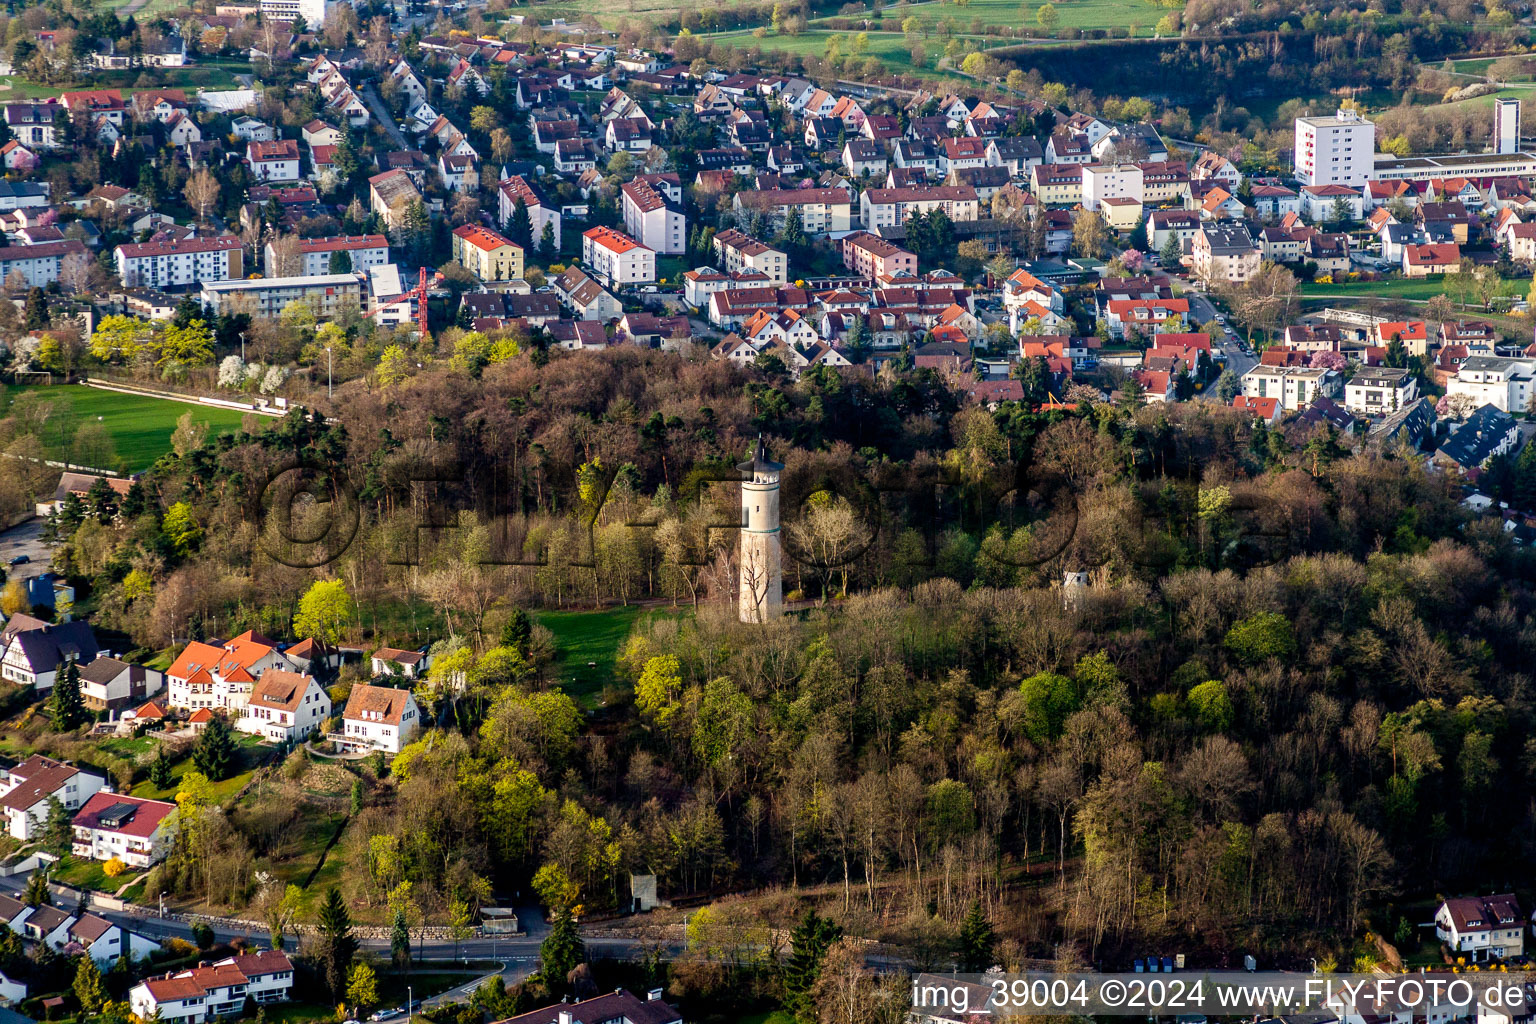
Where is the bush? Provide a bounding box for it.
[103,857,127,878]
[1224,611,1298,665]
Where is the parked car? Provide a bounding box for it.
[8,555,28,566]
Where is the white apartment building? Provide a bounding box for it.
[264,234,390,277]
[115,236,243,289]
[1080,163,1145,211]
[201,274,367,319]
[1448,356,1536,414]
[712,229,787,285]
[0,755,108,841]
[1241,364,1342,412]
[859,185,979,230]
[583,226,656,287]
[259,0,331,25]
[339,683,421,754]
[130,951,295,1023]
[71,793,177,868]
[1344,366,1419,415]
[1294,109,1376,187]
[732,189,855,235]
[0,240,89,287]
[236,670,332,744]
[621,179,686,255]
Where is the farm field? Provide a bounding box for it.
[0,384,253,473]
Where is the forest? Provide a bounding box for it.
[8,345,1536,1005]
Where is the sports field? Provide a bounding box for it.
[0,384,251,472]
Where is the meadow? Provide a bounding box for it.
[1,384,252,473]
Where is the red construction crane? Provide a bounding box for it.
[412,266,431,338]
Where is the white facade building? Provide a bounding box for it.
[339,684,421,753]
[71,792,177,868]
[583,226,656,287]
[1448,356,1536,414]
[1294,109,1376,187]
[1495,99,1521,156]
[115,237,242,289]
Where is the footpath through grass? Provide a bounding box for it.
[0,384,250,472]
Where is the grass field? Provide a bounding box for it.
[1301,274,1523,302]
[536,606,647,705]
[0,384,252,473]
[815,0,1168,33]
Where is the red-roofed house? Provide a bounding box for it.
[72,792,178,867]
[1133,368,1175,402]
[1402,242,1461,277]
[166,631,293,714]
[1232,394,1282,423]
[130,950,295,1022]
[582,226,655,287]
[246,139,300,181]
[1,754,108,840]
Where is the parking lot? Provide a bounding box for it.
[0,517,54,583]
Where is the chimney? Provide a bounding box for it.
[558,1013,574,1024]
[648,988,664,1002]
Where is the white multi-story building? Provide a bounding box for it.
[71,793,177,868]
[1240,364,1342,412]
[236,669,332,744]
[259,0,331,25]
[116,237,242,289]
[1080,163,1144,211]
[165,631,293,714]
[1448,356,1536,414]
[0,755,108,841]
[339,683,421,754]
[264,234,390,277]
[1344,366,1419,415]
[1295,109,1375,187]
[859,185,979,230]
[1435,894,1524,962]
[0,240,89,287]
[620,179,686,255]
[201,274,367,320]
[1495,98,1521,155]
[732,188,855,236]
[713,229,787,285]
[583,226,656,287]
[130,951,295,1023]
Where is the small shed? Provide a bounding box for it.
[630,873,658,913]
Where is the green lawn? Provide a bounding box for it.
[130,749,260,805]
[1301,274,1523,302]
[709,28,942,70]
[0,384,252,473]
[47,855,146,900]
[814,0,1168,33]
[534,606,652,705]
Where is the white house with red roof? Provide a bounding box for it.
[339,683,421,754]
[583,226,656,288]
[246,139,301,182]
[51,911,159,964]
[72,792,178,868]
[1402,241,1461,277]
[166,630,294,714]
[1435,894,1524,962]
[0,754,108,840]
[130,950,295,1022]
[237,669,331,744]
[1232,395,1282,424]
[0,141,37,172]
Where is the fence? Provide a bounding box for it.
[82,375,296,418]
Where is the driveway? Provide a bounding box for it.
[361,84,409,151]
[0,517,53,583]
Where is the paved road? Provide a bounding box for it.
[0,517,53,584]
[361,84,410,151]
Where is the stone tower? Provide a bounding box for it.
[738,439,784,623]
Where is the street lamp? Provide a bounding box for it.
[407,984,413,1022]
[325,346,333,399]
[159,891,166,917]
